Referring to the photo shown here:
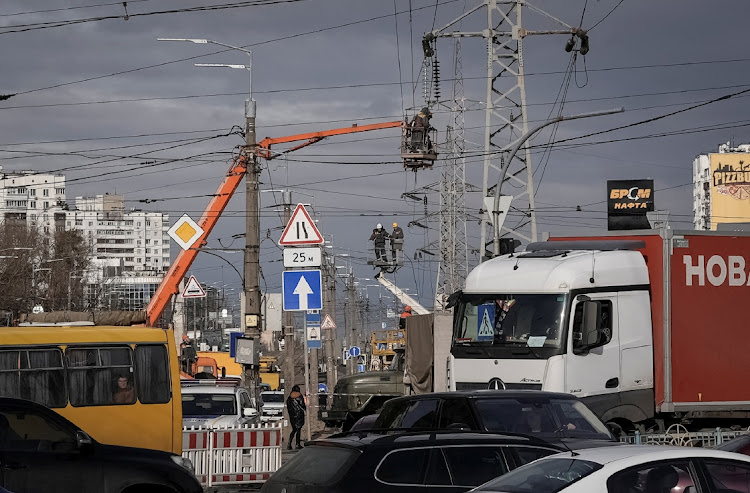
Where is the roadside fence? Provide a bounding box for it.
[620,424,750,448]
[182,423,283,488]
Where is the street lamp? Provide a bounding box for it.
[491,107,625,253]
[158,36,262,358]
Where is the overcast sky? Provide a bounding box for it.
[2,0,749,320]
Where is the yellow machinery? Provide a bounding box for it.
[371,329,407,368]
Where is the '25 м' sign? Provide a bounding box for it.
[283,247,322,268]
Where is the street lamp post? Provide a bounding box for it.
[492,107,624,255]
[159,37,262,396]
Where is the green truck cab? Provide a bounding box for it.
[320,349,405,430]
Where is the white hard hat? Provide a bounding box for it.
[377,223,382,229]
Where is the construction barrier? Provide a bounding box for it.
[183,423,283,488]
[620,424,750,448]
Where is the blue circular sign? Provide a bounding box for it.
[318,383,328,394]
[349,346,361,358]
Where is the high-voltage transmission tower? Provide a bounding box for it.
[423,0,590,257]
[435,40,470,310]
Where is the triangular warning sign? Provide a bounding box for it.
[279,204,324,245]
[478,309,493,338]
[321,314,337,330]
[182,275,207,298]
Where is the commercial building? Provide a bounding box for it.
[0,167,67,233]
[693,142,750,230]
[65,194,171,274]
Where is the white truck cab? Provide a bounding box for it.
[450,240,654,431]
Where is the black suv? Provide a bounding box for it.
[0,397,202,493]
[261,431,564,493]
[372,390,617,448]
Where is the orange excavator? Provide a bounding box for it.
[145,120,436,327]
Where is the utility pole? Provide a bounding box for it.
[322,253,336,391]
[240,52,262,399]
[346,269,356,375]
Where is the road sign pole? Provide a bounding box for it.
[303,335,311,442]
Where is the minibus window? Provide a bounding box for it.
[135,345,170,404]
[0,349,66,408]
[66,346,134,407]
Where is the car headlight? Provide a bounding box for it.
[171,455,194,473]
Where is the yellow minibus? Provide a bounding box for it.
[0,325,181,454]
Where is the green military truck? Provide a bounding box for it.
[320,349,405,430]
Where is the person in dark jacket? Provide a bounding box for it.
[369,223,390,262]
[409,107,432,151]
[286,385,306,450]
[390,222,404,263]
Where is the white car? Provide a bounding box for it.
[473,444,750,493]
[260,391,284,422]
[181,382,259,429]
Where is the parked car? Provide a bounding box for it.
[714,434,750,456]
[372,390,616,447]
[0,397,201,493]
[181,381,259,428]
[261,430,564,493]
[260,391,285,422]
[474,444,750,493]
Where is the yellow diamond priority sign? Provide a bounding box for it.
[168,214,204,251]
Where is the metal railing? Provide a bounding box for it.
[620,424,750,448]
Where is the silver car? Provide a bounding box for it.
[181,382,260,429]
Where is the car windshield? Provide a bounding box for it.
[474,397,612,440]
[475,458,602,493]
[262,393,284,403]
[271,445,360,485]
[455,294,567,349]
[182,393,236,416]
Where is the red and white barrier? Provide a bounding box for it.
[183,424,283,487]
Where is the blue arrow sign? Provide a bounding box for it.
[349,346,361,358]
[282,270,322,311]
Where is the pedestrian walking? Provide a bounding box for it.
[286,385,306,450]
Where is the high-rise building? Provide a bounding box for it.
[693,143,750,230]
[65,194,170,274]
[0,166,67,233]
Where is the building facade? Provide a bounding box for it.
[0,166,67,233]
[65,194,170,274]
[693,143,750,230]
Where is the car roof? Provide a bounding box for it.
[181,385,242,395]
[383,390,579,404]
[261,391,284,394]
[544,445,750,465]
[311,431,565,451]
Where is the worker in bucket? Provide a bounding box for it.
[390,222,404,263]
[369,223,390,262]
[409,107,432,151]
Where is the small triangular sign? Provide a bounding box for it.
[279,204,324,245]
[321,314,337,330]
[182,275,207,298]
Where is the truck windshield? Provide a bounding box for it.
[454,294,567,349]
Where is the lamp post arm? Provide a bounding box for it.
[492,107,624,256]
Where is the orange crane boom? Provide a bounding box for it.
[257,121,403,160]
[145,152,248,327]
[145,120,406,327]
